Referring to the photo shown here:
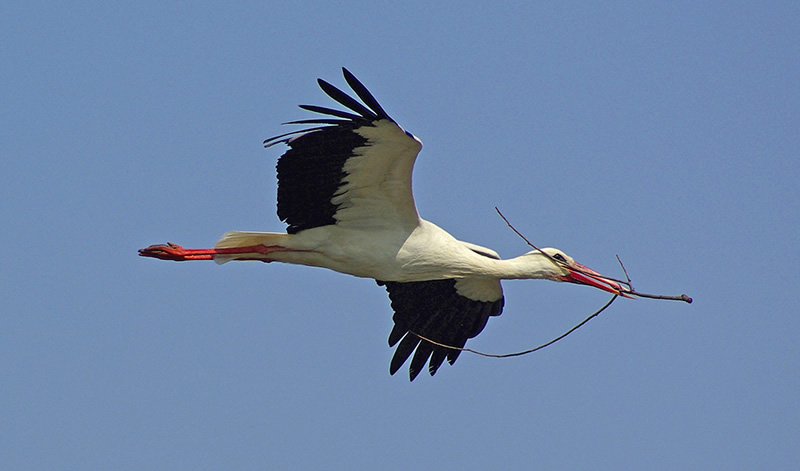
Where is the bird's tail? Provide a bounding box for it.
[213,231,290,264]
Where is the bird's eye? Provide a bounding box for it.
[552,253,566,263]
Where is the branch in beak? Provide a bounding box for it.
[563,263,636,299]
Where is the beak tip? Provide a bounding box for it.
[567,265,630,297]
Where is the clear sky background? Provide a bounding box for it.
[3,2,798,469]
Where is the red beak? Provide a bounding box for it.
[563,262,635,298]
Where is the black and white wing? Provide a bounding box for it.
[378,244,506,381]
[264,68,423,234]
[378,276,505,381]
[265,69,505,381]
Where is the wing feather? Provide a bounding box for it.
[265,68,422,233]
[342,68,392,120]
[316,78,378,120]
[378,278,504,380]
[298,104,364,121]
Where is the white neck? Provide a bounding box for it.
[413,246,563,281]
[470,252,563,280]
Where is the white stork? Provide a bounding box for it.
[140,68,629,380]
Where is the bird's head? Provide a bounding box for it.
[526,248,632,297]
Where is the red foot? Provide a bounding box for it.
[139,242,299,262]
[138,243,215,261]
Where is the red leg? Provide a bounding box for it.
[138,242,293,262]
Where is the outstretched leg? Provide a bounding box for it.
[138,242,292,262]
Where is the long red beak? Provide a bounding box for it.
[563,262,635,298]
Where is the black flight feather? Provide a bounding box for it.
[378,279,504,380]
[317,78,378,120]
[298,104,364,121]
[342,67,392,120]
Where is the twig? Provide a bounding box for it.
[495,207,633,288]
[411,294,618,358]
[630,291,692,303]
[616,254,692,304]
[410,209,694,362]
[496,206,692,303]
[494,206,546,253]
[616,254,633,287]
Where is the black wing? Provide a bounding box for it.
[378,278,505,381]
[264,68,422,234]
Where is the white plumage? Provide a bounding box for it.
[140,68,627,380]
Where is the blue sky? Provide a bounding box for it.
[2,2,798,469]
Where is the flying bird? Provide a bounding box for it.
[140,68,629,380]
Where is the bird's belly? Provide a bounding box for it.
[275,226,411,280]
[272,221,482,282]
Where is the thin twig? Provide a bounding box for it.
[496,206,692,304]
[494,206,546,253]
[412,209,694,361]
[411,294,618,358]
[629,291,692,303]
[616,254,633,288]
[495,207,632,287]
[616,254,692,303]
